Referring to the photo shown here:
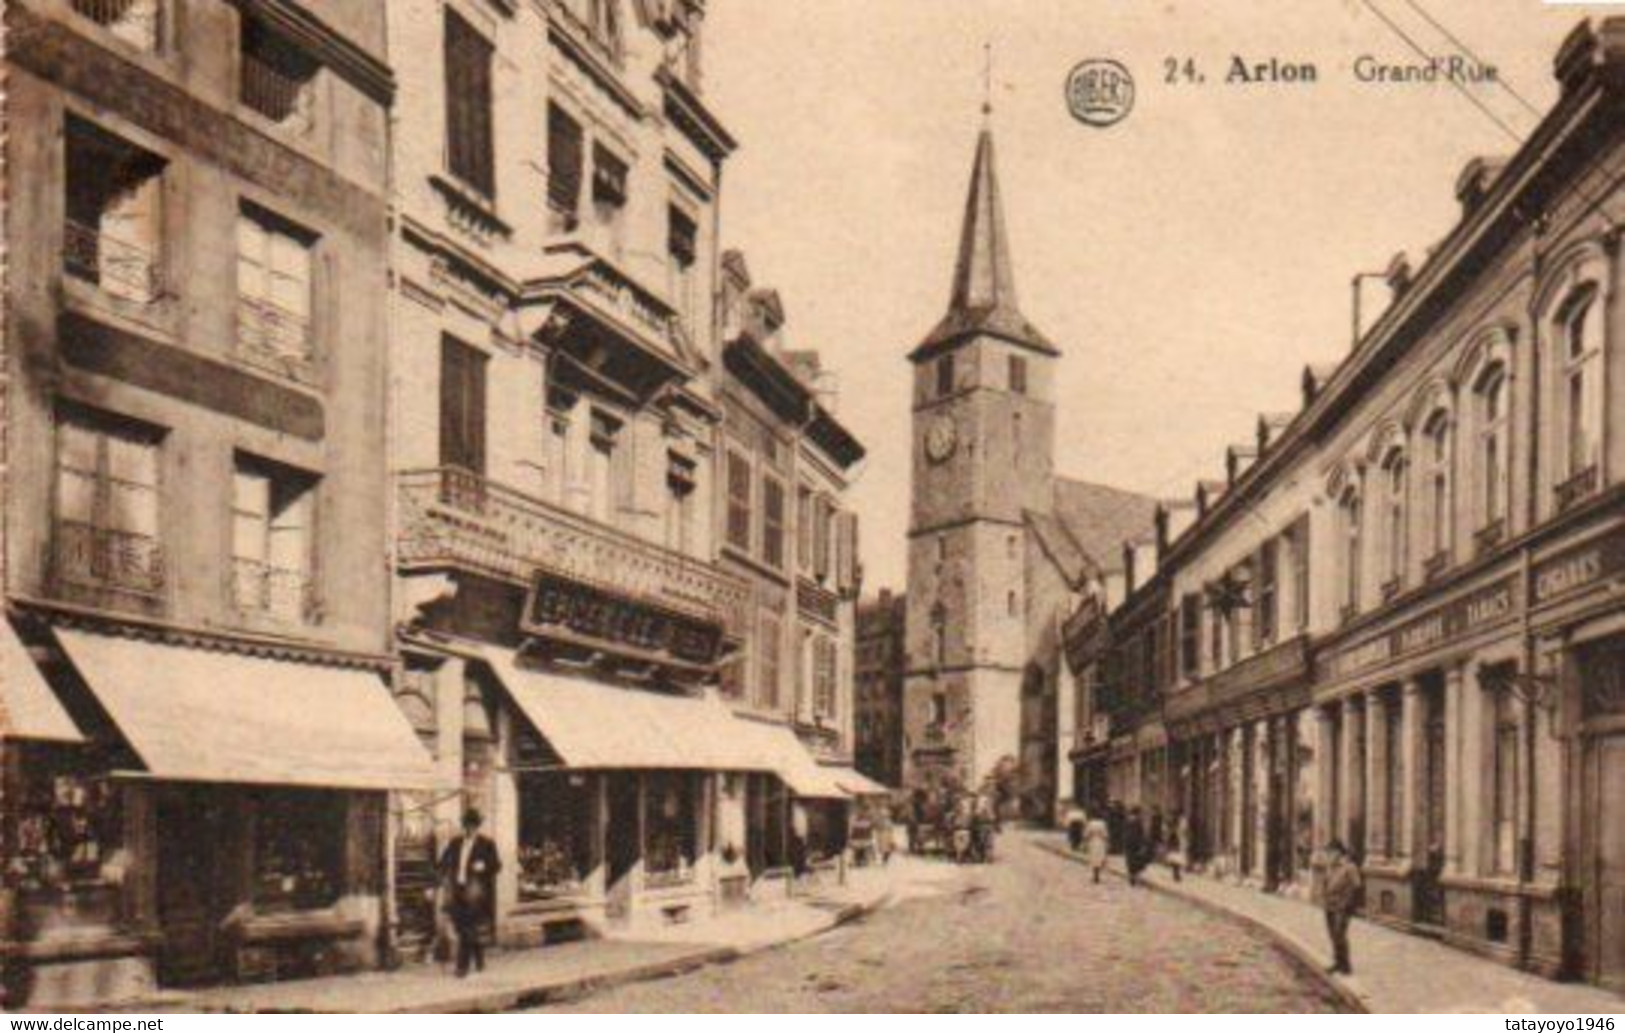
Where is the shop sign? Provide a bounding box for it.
[1324,575,1517,679]
[1533,526,1625,606]
[523,571,726,665]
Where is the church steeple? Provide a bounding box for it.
[911,127,1058,362]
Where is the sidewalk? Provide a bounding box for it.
[1034,834,1624,1014]
[155,857,955,1013]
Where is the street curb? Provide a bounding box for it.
[1033,839,1370,1015]
[181,887,897,1014]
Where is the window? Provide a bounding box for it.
[64,118,165,304]
[591,142,628,209]
[517,771,594,898]
[439,337,488,476]
[587,410,622,525]
[1558,287,1603,490]
[1289,515,1311,631]
[1008,354,1028,395]
[1256,539,1278,646]
[1341,488,1363,615]
[71,0,160,51]
[1423,412,1452,562]
[1382,693,1403,857]
[762,474,786,569]
[236,205,315,375]
[1179,594,1201,677]
[546,103,584,224]
[54,408,163,595]
[725,448,752,552]
[1491,686,1519,875]
[796,484,814,572]
[1382,449,1408,589]
[443,9,495,198]
[643,773,697,883]
[1476,367,1509,530]
[7,754,125,912]
[668,205,698,327]
[240,18,318,131]
[757,612,782,709]
[813,636,838,720]
[232,457,316,622]
[936,355,955,398]
[253,789,343,912]
[665,451,697,554]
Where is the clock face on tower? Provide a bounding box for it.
[925,415,958,464]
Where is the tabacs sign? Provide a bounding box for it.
[1324,576,1518,680]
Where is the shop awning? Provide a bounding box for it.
[833,768,891,797]
[55,628,442,791]
[732,720,849,800]
[0,618,83,743]
[480,648,769,772]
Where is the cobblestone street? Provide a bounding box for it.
[536,835,1348,1013]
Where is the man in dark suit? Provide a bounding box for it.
[438,808,501,977]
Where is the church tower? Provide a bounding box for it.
[903,125,1060,791]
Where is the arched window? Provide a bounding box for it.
[1381,448,1408,591]
[1422,411,1452,564]
[1475,365,1509,533]
[1558,285,1604,496]
[1340,486,1363,615]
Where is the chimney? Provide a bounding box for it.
[1385,251,1413,299]
[1121,542,1136,591]
[1154,505,1170,561]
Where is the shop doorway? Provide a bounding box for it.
[604,774,640,924]
[1415,676,1448,929]
[1584,734,1625,990]
[156,788,227,986]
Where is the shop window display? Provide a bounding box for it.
[644,772,697,885]
[252,790,344,912]
[517,772,595,898]
[5,752,127,928]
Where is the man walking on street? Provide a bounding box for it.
[1321,839,1362,976]
[1123,806,1148,887]
[439,808,501,978]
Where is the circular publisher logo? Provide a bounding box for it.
[1066,59,1135,128]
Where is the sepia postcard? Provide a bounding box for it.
[0,0,1622,1018]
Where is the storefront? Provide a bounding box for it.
[2,622,441,1008]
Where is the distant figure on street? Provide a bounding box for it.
[1321,839,1363,975]
[1165,811,1189,883]
[1106,799,1125,854]
[438,808,501,978]
[1082,813,1110,883]
[1064,803,1087,851]
[1123,806,1150,886]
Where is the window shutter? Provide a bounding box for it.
[668,206,697,268]
[548,104,584,214]
[835,511,858,592]
[812,495,832,581]
[445,11,495,197]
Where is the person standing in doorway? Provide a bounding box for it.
[1321,839,1363,976]
[438,808,501,978]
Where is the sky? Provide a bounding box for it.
[703,0,1592,593]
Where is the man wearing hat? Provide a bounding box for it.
[438,808,502,977]
[1321,839,1363,975]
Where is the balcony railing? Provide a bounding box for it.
[240,42,315,130]
[53,520,165,595]
[63,220,162,304]
[236,296,314,380]
[72,0,160,51]
[1555,465,1599,514]
[397,467,751,627]
[231,558,314,623]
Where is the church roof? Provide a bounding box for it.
[1027,477,1160,586]
[911,127,1058,363]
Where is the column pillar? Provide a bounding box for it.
[1443,662,1465,875]
[1366,690,1388,860]
[1253,718,1271,880]
[1459,661,1487,877]
[1399,678,1423,865]
[1314,706,1335,851]
[1340,697,1365,854]
[1229,726,1246,871]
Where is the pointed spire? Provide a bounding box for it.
[912,124,1057,361]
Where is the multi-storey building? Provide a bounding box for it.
[1068,18,1625,990]
[855,589,907,789]
[714,252,873,885]
[0,0,437,1006]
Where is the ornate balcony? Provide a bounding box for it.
[1555,465,1599,514]
[71,0,160,51]
[63,220,162,304]
[236,296,314,381]
[52,520,164,596]
[231,558,315,623]
[397,467,750,628]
